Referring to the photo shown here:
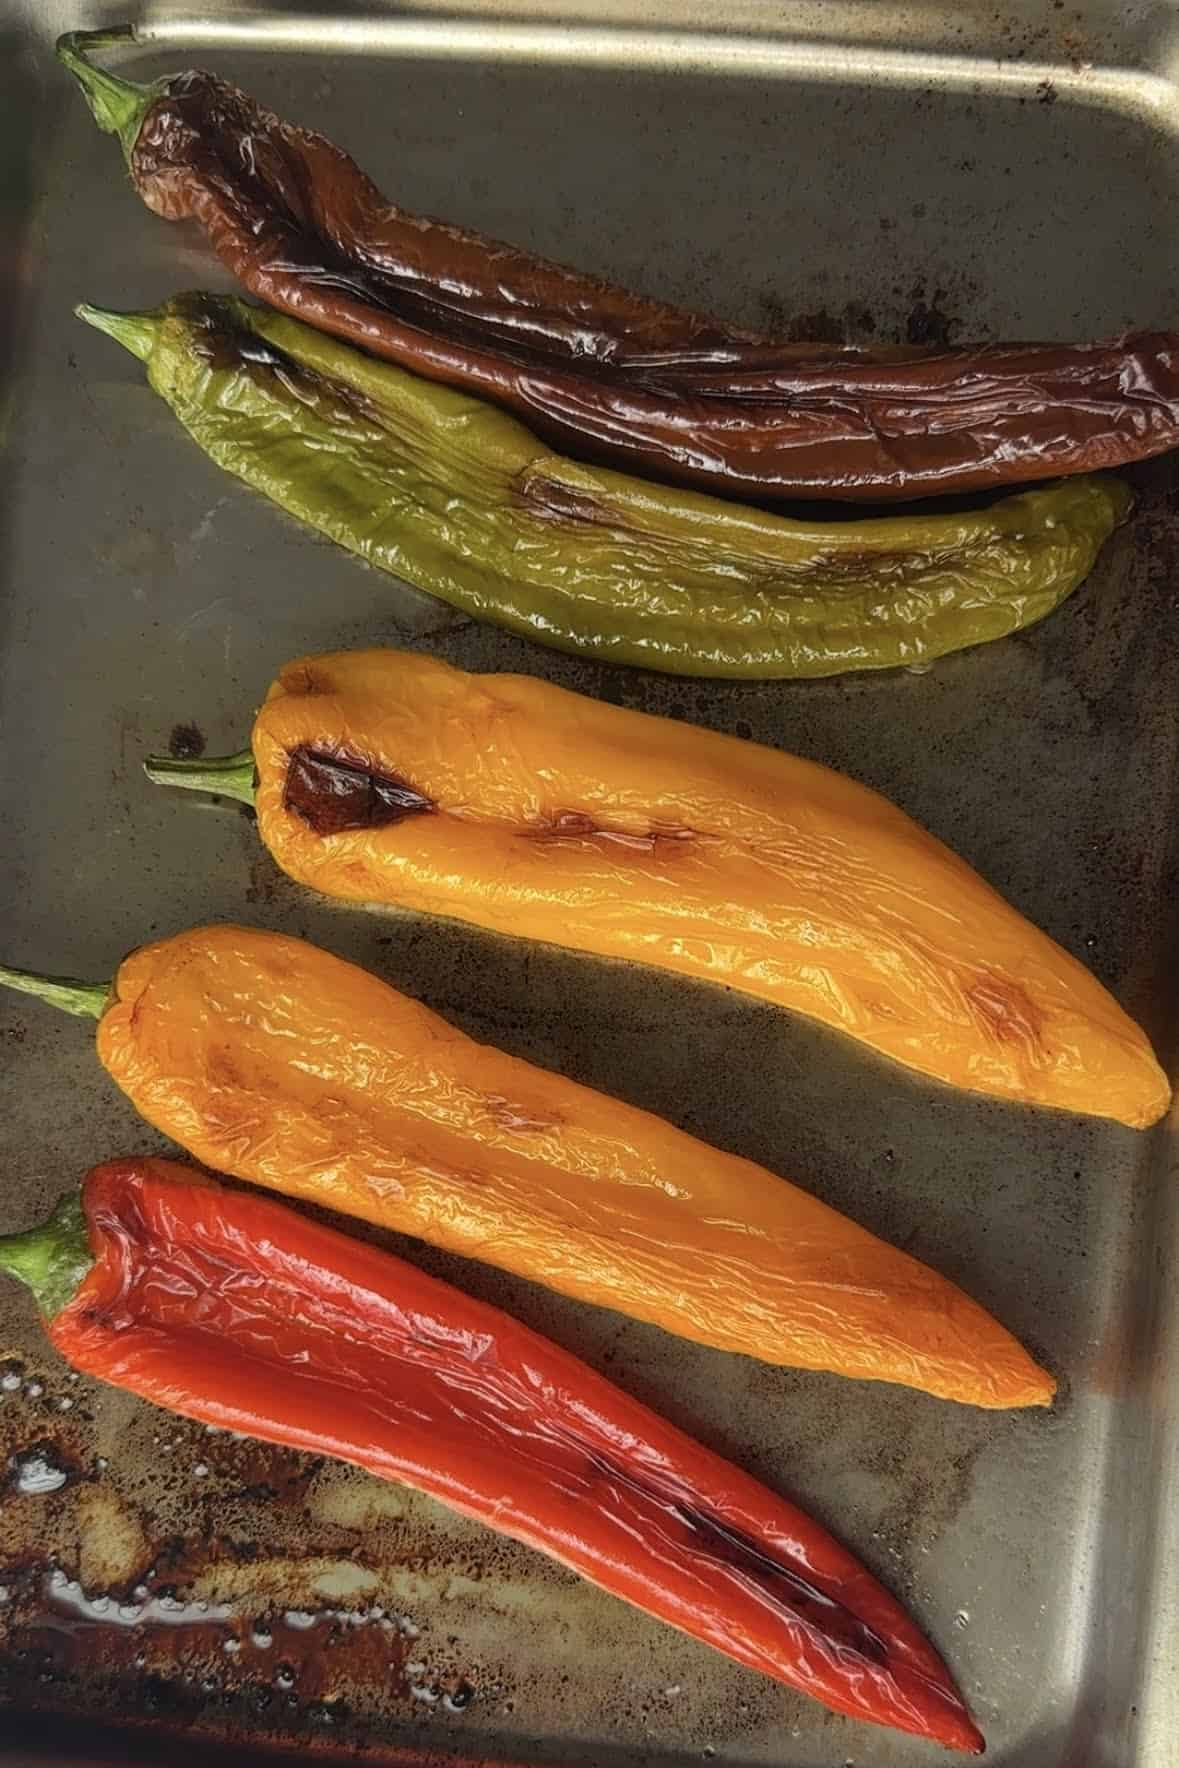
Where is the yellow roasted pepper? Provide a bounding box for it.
[145,649,1170,1130]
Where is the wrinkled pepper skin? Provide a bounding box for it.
[79,293,1131,679]
[60,29,1179,502]
[0,927,1052,1406]
[183,649,1166,1129]
[85,927,1050,1408]
[0,1159,984,1751]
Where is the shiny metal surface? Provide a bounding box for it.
[0,3,1176,1765]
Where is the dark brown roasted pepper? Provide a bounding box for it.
[60,28,1179,502]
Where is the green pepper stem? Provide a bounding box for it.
[143,750,257,807]
[56,29,161,165]
[76,302,162,365]
[0,964,110,1021]
[0,1192,93,1321]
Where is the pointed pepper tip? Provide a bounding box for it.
[76,302,160,364]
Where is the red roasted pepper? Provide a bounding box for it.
[0,1158,983,1752]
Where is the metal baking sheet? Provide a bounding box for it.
[1,3,1177,1764]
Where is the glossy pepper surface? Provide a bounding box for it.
[0,928,1052,1407]
[0,1157,984,1750]
[60,28,1179,503]
[78,292,1130,679]
[146,650,1170,1130]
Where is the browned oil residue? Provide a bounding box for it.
[244,849,284,907]
[0,1381,487,1748]
[199,1434,324,1505]
[7,1440,85,1498]
[5,1564,418,1740]
[283,746,435,837]
[905,284,961,350]
[757,296,877,346]
[524,809,696,854]
[168,724,206,760]
[866,1417,1004,1576]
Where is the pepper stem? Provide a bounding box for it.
[56,29,163,165]
[143,750,257,807]
[0,1193,93,1321]
[0,965,110,1021]
[76,302,162,366]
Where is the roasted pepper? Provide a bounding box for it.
[0,924,1052,1407]
[60,28,1179,503]
[0,1157,985,1750]
[144,649,1170,1129]
[78,293,1130,679]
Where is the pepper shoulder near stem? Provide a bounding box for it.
[56,30,167,166]
[0,1193,92,1320]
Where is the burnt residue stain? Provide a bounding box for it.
[5,1579,416,1746]
[283,746,435,837]
[1037,79,1059,105]
[905,283,961,350]
[784,308,843,346]
[782,306,843,347]
[756,295,878,347]
[862,1415,1008,1578]
[0,1520,491,1750]
[7,1441,84,1498]
[168,724,207,761]
[791,303,878,346]
[0,1359,799,1755]
[243,849,285,908]
[196,1436,324,1508]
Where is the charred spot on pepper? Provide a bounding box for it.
[584,1452,887,1666]
[524,809,696,854]
[278,662,329,698]
[283,746,435,837]
[481,1094,564,1135]
[513,471,616,527]
[674,1504,889,1666]
[134,72,311,225]
[966,974,1044,1049]
[205,1047,245,1091]
[175,293,380,426]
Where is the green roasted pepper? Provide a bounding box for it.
[78,293,1132,679]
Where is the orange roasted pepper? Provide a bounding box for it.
[150,649,1169,1130]
[0,925,1051,1408]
